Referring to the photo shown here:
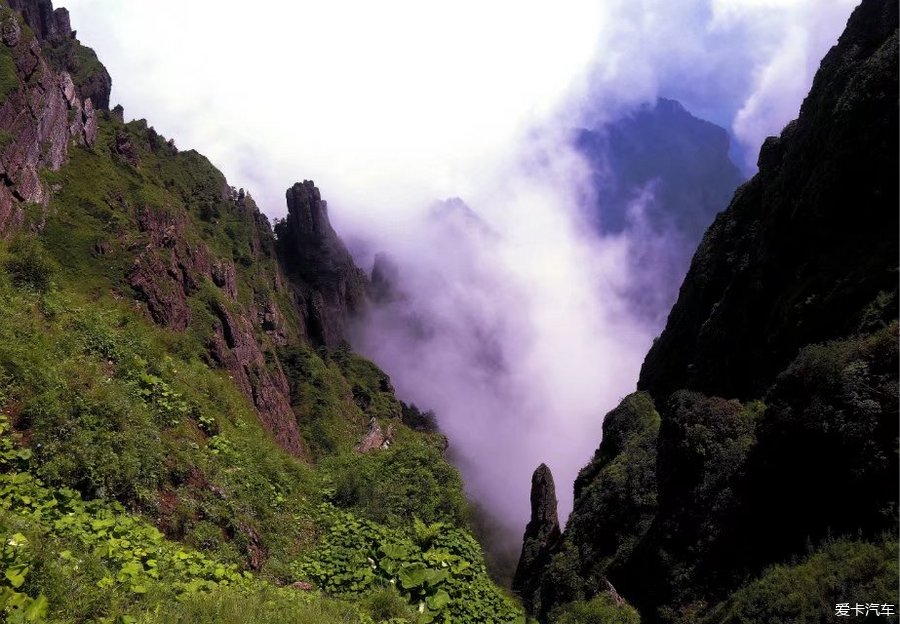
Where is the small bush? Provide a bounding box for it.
[554,593,641,624]
[5,237,54,292]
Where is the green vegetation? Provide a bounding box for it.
[535,393,660,615]
[294,511,521,623]
[0,94,522,621]
[0,7,21,105]
[3,237,55,293]
[554,594,640,624]
[0,44,18,104]
[702,539,899,624]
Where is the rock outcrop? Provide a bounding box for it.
[354,417,394,453]
[369,252,400,303]
[275,180,368,347]
[0,2,99,234]
[122,187,308,458]
[207,299,305,457]
[512,464,561,612]
[9,0,112,109]
[7,0,71,41]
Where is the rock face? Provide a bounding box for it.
[207,298,305,457]
[124,194,307,458]
[638,0,898,401]
[275,180,368,347]
[369,252,400,303]
[354,417,394,453]
[9,0,112,109]
[0,2,100,234]
[512,464,561,611]
[121,173,372,461]
[128,206,207,331]
[518,2,899,622]
[518,394,660,620]
[6,0,71,41]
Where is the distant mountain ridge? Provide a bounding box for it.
[575,98,745,325]
[576,97,744,238]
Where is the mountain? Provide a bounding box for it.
[575,98,745,324]
[0,1,522,622]
[515,1,899,622]
[575,98,744,239]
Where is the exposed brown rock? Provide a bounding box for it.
[0,7,98,235]
[258,297,288,345]
[127,206,214,330]
[238,521,266,571]
[114,128,140,167]
[1,12,20,47]
[211,258,238,300]
[128,251,193,331]
[355,418,394,453]
[208,300,305,457]
[7,0,112,110]
[6,0,71,41]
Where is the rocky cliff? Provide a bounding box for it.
[275,180,368,348]
[512,463,561,610]
[0,3,100,233]
[9,0,111,108]
[0,1,525,621]
[517,1,899,621]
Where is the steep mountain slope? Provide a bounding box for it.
[516,1,899,622]
[639,0,898,401]
[0,1,522,622]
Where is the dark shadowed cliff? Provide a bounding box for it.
[639,0,898,401]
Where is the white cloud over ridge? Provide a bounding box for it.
[62,0,860,545]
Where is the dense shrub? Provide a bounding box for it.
[5,237,54,293]
[554,593,641,624]
[702,539,899,624]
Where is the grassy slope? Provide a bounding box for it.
[0,110,522,622]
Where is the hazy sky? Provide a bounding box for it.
[60,0,860,538]
[65,0,858,217]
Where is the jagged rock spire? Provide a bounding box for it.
[512,463,561,610]
[276,180,368,347]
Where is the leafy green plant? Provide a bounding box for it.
[294,505,521,623]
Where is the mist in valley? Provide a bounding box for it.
[64,0,862,573]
